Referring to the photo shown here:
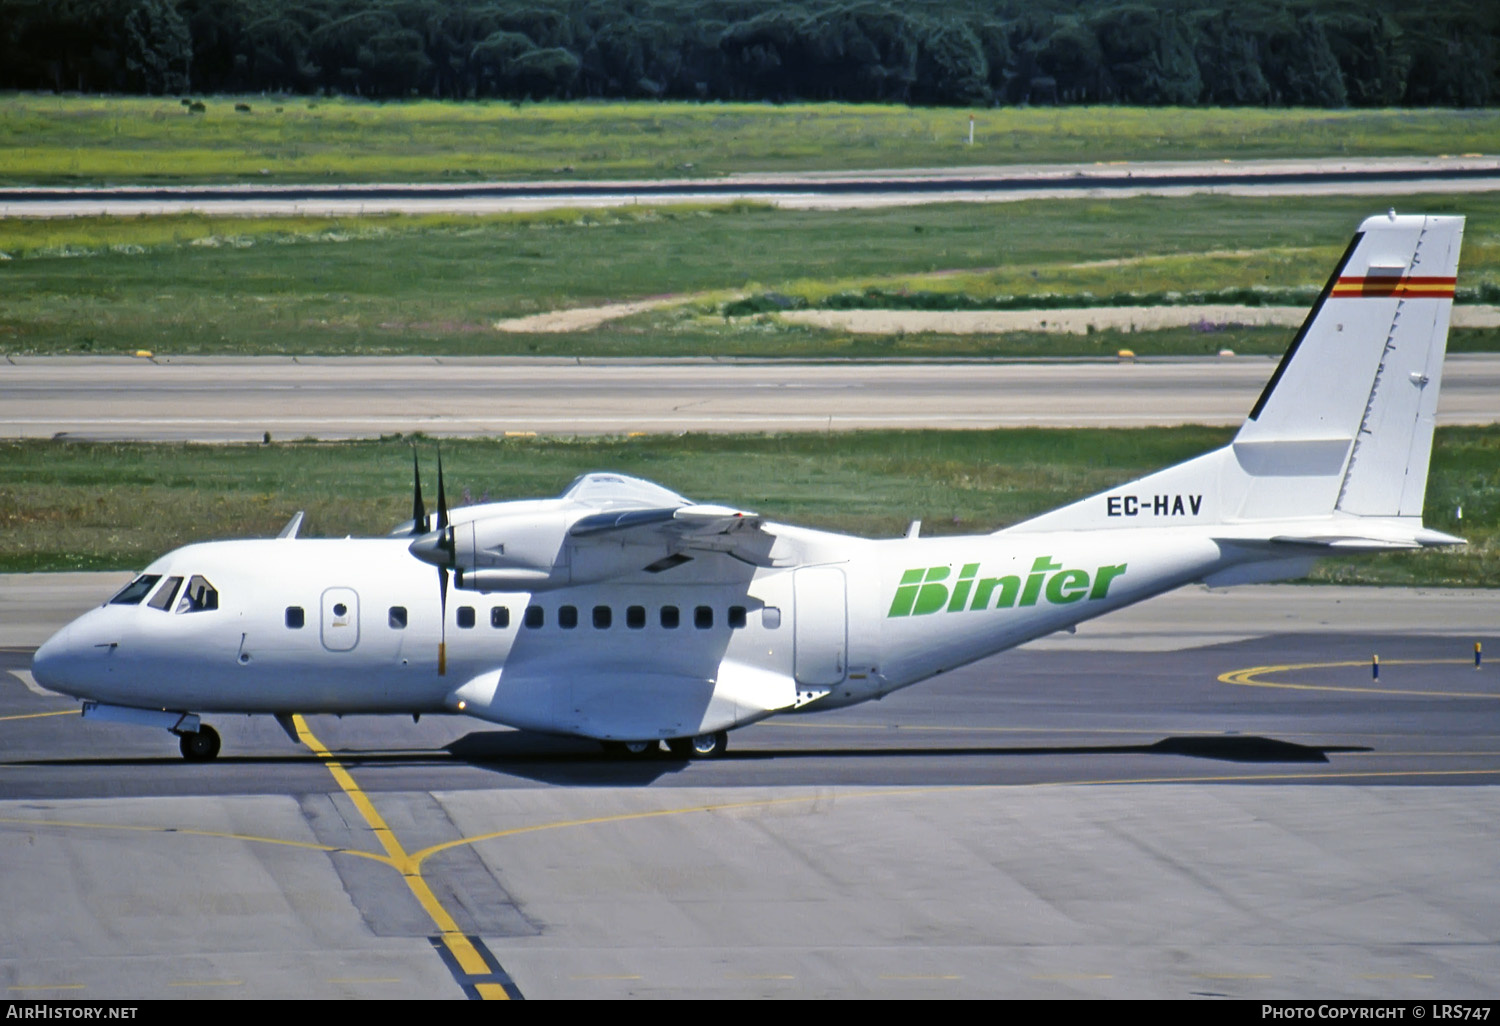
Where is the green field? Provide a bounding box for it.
[3,96,1498,185]
[3,428,1495,586]
[3,192,1498,358]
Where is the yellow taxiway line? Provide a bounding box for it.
[1220,659,1495,699]
[291,715,512,1000]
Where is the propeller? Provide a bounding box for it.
[435,449,453,675]
[407,447,457,675]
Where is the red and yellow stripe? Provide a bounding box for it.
[1331,275,1456,298]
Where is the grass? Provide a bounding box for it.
[3,192,1498,357]
[3,96,1499,185]
[2,427,1495,586]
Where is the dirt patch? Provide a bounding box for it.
[780,305,1305,335]
[493,298,680,333]
[491,296,1500,336]
[779,305,1500,335]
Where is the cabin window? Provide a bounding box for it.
[525,605,544,629]
[389,606,408,629]
[491,606,510,628]
[147,576,184,612]
[626,605,646,629]
[593,605,612,629]
[694,605,713,629]
[176,575,218,613]
[457,606,475,629]
[729,605,747,629]
[109,574,161,606]
[285,606,305,629]
[762,607,781,629]
[559,605,578,629]
[660,605,679,629]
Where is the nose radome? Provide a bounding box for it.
[30,621,75,691]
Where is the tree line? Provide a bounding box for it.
[2,0,1495,107]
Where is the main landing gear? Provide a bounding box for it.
[667,732,728,759]
[177,724,221,761]
[601,731,728,760]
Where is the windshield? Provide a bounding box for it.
[107,575,161,606]
[176,575,219,613]
[147,576,184,611]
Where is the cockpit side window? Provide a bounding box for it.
[108,575,161,606]
[146,576,184,611]
[176,575,219,613]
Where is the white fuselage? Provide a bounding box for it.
[32,522,1241,742]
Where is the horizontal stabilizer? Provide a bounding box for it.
[1211,523,1465,552]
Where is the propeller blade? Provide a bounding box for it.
[438,565,448,676]
[431,448,453,675]
[436,448,449,532]
[410,448,426,536]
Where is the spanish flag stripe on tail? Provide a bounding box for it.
[1331,275,1456,297]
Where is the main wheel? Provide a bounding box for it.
[179,725,221,761]
[668,731,728,759]
[600,739,659,758]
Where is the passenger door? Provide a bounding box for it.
[320,587,360,652]
[793,567,846,686]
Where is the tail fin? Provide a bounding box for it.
[1007,212,1464,543]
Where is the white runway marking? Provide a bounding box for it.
[8,670,59,698]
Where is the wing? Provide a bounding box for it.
[570,503,781,567]
[407,471,789,587]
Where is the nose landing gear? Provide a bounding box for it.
[177,725,221,761]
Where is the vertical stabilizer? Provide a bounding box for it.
[1006,213,1463,537]
[1236,212,1462,519]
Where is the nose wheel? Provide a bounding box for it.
[178,725,221,761]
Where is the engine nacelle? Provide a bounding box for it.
[411,510,674,592]
[462,511,569,573]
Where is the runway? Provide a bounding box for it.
[6,353,1500,441]
[3,578,1497,998]
[4,155,1499,216]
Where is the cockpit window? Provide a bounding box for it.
[108,575,161,606]
[176,575,219,613]
[147,576,184,611]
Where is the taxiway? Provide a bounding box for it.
[6,353,1499,441]
[4,155,1499,216]
[3,578,1496,999]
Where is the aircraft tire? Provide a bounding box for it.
[601,739,659,758]
[683,731,727,759]
[179,725,221,761]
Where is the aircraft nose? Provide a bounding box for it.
[31,621,76,692]
[31,617,116,699]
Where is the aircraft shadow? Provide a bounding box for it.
[438,731,1367,786]
[5,735,1369,788]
